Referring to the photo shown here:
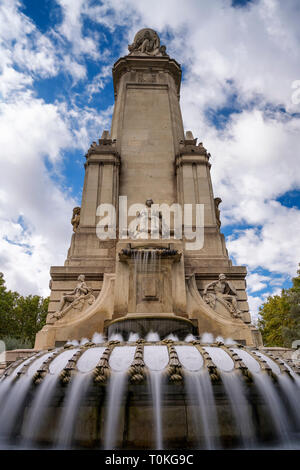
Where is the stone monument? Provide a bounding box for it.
[35,28,262,349]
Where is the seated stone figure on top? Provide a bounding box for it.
[203,273,242,318]
[128,28,166,57]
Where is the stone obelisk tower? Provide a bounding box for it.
[35,29,262,349]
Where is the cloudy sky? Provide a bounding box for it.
[0,0,300,321]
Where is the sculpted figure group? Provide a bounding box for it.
[203,274,242,318]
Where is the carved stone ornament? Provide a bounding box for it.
[46,274,95,324]
[128,28,167,57]
[131,199,169,239]
[214,197,222,230]
[71,207,81,232]
[202,273,243,320]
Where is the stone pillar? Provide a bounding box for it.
[47,133,120,320]
[176,132,228,258]
[111,54,184,209]
[80,132,120,227]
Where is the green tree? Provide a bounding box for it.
[0,272,49,348]
[282,269,300,346]
[13,295,49,345]
[0,272,20,338]
[258,266,300,347]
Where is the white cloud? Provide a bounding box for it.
[248,286,282,321]
[246,272,271,293]
[0,65,33,98]
[0,1,114,296]
[0,0,59,79]
[86,66,112,100]
[56,0,100,59]
[0,94,75,295]
[0,87,114,296]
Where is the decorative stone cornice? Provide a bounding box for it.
[112,55,182,96]
[85,130,120,165]
[176,131,211,169]
[175,153,210,170]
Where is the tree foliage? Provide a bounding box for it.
[258,266,300,347]
[0,272,49,348]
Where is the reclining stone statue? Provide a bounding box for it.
[203,273,242,318]
[47,274,95,324]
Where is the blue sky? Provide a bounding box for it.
[0,0,300,321]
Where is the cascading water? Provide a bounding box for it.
[220,372,255,448]
[185,371,220,449]
[128,332,139,342]
[55,373,91,449]
[92,332,105,344]
[144,345,169,449]
[0,376,14,406]
[21,374,58,447]
[277,374,300,427]
[103,372,127,449]
[175,344,218,448]
[184,334,197,342]
[146,332,160,342]
[0,376,32,445]
[253,372,292,446]
[103,346,136,449]
[0,338,299,450]
[204,346,255,448]
[149,371,163,450]
[201,332,214,343]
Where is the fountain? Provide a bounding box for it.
[1,28,300,450]
[1,339,300,449]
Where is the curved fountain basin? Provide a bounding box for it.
[175,345,203,371]
[280,359,299,380]
[144,345,169,371]
[203,347,234,372]
[77,347,106,373]
[27,351,57,377]
[10,355,39,378]
[231,348,261,374]
[253,351,281,375]
[49,349,79,375]
[109,346,136,371]
[1,340,299,451]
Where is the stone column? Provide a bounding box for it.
[80,132,120,227]
[111,54,184,208]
